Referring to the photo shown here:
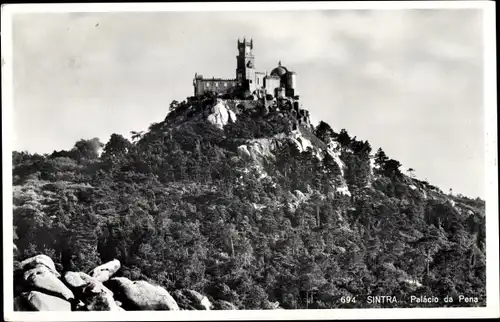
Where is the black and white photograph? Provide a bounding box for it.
[2,1,498,320]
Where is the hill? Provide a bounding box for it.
[12,93,486,309]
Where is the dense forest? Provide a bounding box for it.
[12,94,486,309]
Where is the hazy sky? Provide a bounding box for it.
[10,9,485,198]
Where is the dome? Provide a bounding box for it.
[270,61,288,77]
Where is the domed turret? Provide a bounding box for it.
[270,61,288,77]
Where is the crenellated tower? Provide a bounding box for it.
[236,38,256,91]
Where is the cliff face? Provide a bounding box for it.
[12,95,486,310]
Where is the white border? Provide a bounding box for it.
[483,0,499,317]
[0,1,496,12]
[2,1,498,321]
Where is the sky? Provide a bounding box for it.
[9,8,486,198]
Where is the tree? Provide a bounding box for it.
[350,140,372,158]
[337,129,351,150]
[12,152,47,182]
[72,138,104,161]
[224,223,238,257]
[343,153,371,192]
[383,159,402,177]
[130,131,145,143]
[49,149,76,159]
[102,134,132,161]
[322,150,343,188]
[315,121,336,143]
[310,192,323,227]
[11,89,487,310]
[374,148,389,167]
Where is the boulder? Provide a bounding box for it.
[22,291,72,311]
[80,271,113,293]
[107,277,179,311]
[63,271,114,299]
[63,271,118,311]
[63,271,87,289]
[24,265,74,301]
[90,259,121,282]
[20,254,60,277]
[200,296,212,310]
[82,278,114,296]
[184,289,212,310]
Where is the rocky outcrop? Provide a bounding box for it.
[63,270,114,307]
[14,255,121,311]
[237,133,288,163]
[207,100,237,129]
[14,254,233,311]
[107,277,179,311]
[70,271,113,294]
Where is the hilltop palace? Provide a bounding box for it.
[193,38,297,100]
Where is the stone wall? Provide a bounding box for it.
[194,78,238,97]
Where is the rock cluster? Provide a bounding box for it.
[13,254,219,311]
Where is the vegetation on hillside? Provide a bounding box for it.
[12,98,486,309]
